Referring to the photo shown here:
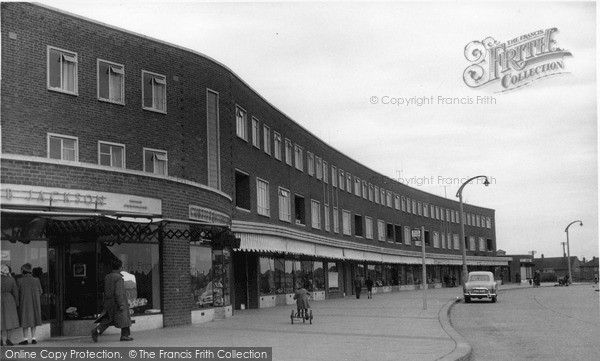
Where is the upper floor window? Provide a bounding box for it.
[354,177,361,197]
[323,161,329,184]
[285,139,293,165]
[252,118,260,148]
[368,184,374,201]
[143,148,168,175]
[273,132,282,160]
[278,188,291,222]
[48,133,78,161]
[263,125,271,155]
[235,106,248,140]
[47,46,78,95]
[374,186,380,204]
[311,200,321,229]
[386,191,393,208]
[98,59,124,104]
[307,152,315,176]
[294,145,303,171]
[346,173,352,193]
[98,141,125,168]
[142,71,166,113]
[256,178,270,217]
[339,170,345,191]
[315,157,323,180]
[331,166,338,187]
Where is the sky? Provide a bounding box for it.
[33,0,599,260]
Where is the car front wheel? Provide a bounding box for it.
[464,296,471,303]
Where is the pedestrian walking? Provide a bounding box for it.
[451,275,457,287]
[354,275,362,299]
[92,258,133,342]
[365,277,374,299]
[17,263,43,345]
[1,264,20,346]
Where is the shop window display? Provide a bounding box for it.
[190,243,213,308]
[259,257,275,295]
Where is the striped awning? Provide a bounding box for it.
[286,240,316,256]
[236,234,287,253]
[343,249,364,261]
[364,251,383,263]
[315,244,344,259]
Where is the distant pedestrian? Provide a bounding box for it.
[17,263,43,345]
[354,275,362,299]
[1,264,20,346]
[365,277,374,299]
[92,258,133,342]
[594,275,598,286]
[451,275,457,287]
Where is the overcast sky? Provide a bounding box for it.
[36,1,598,260]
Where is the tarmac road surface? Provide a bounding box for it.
[450,283,600,361]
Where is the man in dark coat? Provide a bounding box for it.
[354,275,362,299]
[365,277,374,299]
[17,263,42,344]
[92,258,133,342]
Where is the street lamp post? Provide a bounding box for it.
[456,175,490,285]
[564,220,583,285]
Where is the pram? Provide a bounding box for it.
[290,307,313,324]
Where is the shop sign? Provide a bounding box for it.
[189,205,230,225]
[0,184,161,215]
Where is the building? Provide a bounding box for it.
[500,253,535,284]
[534,255,581,282]
[578,257,598,281]
[0,2,508,339]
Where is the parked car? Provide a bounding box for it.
[463,271,498,303]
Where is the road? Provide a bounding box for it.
[450,284,600,361]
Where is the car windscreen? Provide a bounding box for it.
[469,275,490,282]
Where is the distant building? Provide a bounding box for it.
[533,255,581,282]
[579,257,599,280]
[501,254,534,284]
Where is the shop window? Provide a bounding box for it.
[235,171,251,210]
[0,239,53,323]
[99,242,161,317]
[48,133,78,161]
[300,260,313,290]
[142,71,166,113]
[259,257,275,295]
[212,249,231,307]
[98,59,124,104]
[328,263,340,292]
[48,46,78,95]
[273,258,291,294]
[190,243,212,308]
[313,261,325,291]
[294,195,306,225]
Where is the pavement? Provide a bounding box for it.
[3,282,577,361]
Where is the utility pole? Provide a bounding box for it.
[561,242,567,257]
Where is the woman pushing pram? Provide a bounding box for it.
[291,284,313,324]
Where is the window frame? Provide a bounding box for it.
[294,144,303,171]
[311,199,321,230]
[263,124,271,155]
[252,117,260,148]
[47,133,79,161]
[342,209,352,236]
[278,187,291,222]
[256,178,270,217]
[47,46,78,95]
[143,147,168,176]
[98,140,126,168]
[285,139,293,166]
[142,70,167,113]
[273,132,282,160]
[97,59,125,105]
